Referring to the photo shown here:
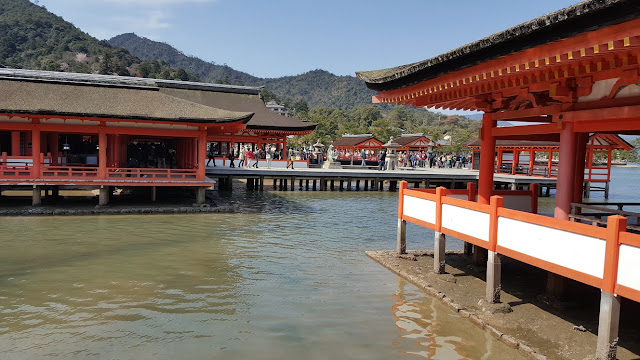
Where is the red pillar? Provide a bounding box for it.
[31,126,41,178]
[198,131,206,180]
[554,122,576,220]
[98,130,107,179]
[511,149,519,175]
[573,133,589,203]
[282,137,288,160]
[528,148,534,176]
[478,113,496,205]
[11,131,21,156]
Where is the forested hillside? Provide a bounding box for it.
[0,0,198,80]
[108,33,375,109]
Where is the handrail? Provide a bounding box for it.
[398,180,640,303]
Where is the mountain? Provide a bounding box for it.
[0,0,199,80]
[108,33,375,109]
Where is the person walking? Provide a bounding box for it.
[238,146,246,168]
[227,148,235,168]
[286,152,295,169]
[206,143,216,167]
[266,147,273,169]
[378,150,386,171]
[252,148,261,168]
[360,149,366,166]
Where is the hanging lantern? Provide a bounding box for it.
[62,134,70,151]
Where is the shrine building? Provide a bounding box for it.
[357,0,640,358]
[0,69,315,205]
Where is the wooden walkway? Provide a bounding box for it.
[205,166,557,193]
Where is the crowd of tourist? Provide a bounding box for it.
[127,141,175,168]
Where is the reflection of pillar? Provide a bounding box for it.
[478,113,495,204]
[11,131,20,156]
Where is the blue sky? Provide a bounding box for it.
[36,0,579,115]
[38,0,579,78]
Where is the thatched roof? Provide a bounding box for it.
[159,87,316,131]
[0,78,253,123]
[356,0,638,92]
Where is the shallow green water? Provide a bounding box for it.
[0,188,529,359]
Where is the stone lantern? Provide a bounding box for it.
[313,140,324,165]
[383,136,401,171]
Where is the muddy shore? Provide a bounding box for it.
[367,250,640,360]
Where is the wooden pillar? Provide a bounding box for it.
[573,133,588,204]
[11,131,21,156]
[98,129,107,179]
[478,113,496,204]
[198,132,207,180]
[305,179,309,190]
[347,178,352,191]
[364,180,369,191]
[339,179,344,191]
[299,179,303,189]
[31,126,41,179]
[356,179,360,191]
[330,180,335,191]
[554,122,576,220]
[511,149,519,175]
[151,186,157,202]
[290,177,295,191]
[528,148,534,176]
[312,179,317,191]
[548,150,553,177]
[259,176,264,191]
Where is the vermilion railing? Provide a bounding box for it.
[41,166,99,178]
[397,181,640,303]
[107,168,198,180]
[584,165,611,182]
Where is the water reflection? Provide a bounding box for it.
[0,191,527,359]
[391,278,521,360]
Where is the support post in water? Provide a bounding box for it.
[99,185,110,206]
[486,195,503,303]
[32,185,41,206]
[596,215,626,359]
[433,186,446,273]
[434,232,446,274]
[195,186,206,204]
[397,181,408,254]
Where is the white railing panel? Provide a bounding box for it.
[441,204,489,241]
[497,217,605,279]
[617,244,640,292]
[403,195,436,225]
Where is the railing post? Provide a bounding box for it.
[486,195,503,303]
[596,215,626,360]
[434,186,446,274]
[396,181,408,254]
[530,183,539,214]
